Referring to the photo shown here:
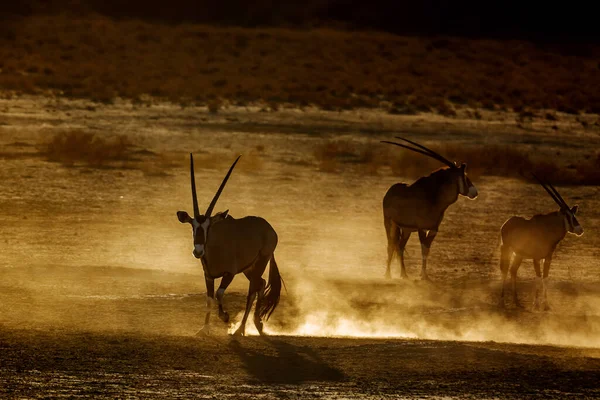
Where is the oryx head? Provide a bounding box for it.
[381,136,478,199]
[177,154,241,259]
[533,173,583,236]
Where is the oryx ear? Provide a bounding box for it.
[177,211,193,224]
[461,163,467,170]
[214,209,229,221]
[571,205,578,214]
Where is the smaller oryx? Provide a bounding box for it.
[177,154,283,336]
[499,174,583,310]
[382,136,478,280]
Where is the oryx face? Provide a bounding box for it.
[177,210,229,258]
[456,163,478,200]
[177,153,241,260]
[562,205,583,236]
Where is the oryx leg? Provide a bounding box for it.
[250,256,270,335]
[384,217,399,279]
[397,229,412,279]
[542,254,553,311]
[216,272,235,323]
[196,276,215,336]
[532,259,542,311]
[418,229,437,281]
[234,257,269,337]
[509,255,523,307]
[499,244,511,308]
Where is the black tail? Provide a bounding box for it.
[259,254,283,321]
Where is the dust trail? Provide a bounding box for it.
[229,270,600,348]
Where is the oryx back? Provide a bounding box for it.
[204,216,278,278]
[501,212,566,260]
[383,168,460,231]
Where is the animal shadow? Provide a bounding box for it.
[228,337,345,383]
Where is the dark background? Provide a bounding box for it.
[2,0,598,43]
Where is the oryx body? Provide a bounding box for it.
[382,137,478,280]
[499,175,583,310]
[177,155,283,336]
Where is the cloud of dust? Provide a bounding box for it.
[228,260,600,349]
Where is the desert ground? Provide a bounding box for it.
[1,96,600,398]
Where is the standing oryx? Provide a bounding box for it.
[177,154,283,336]
[382,136,478,280]
[499,174,583,310]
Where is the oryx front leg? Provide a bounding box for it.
[196,276,215,336]
[216,273,234,323]
[542,255,553,311]
[418,229,437,281]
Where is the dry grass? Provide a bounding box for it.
[42,130,137,167]
[313,140,600,185]
[1,15,600,113]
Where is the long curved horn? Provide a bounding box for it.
[532,173,566,208]
[190,153,200,218]
[381,141,441,161]
[205,155,241,217]
[394,136,456,168]
[547,181,568,208]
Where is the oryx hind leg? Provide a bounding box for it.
[509,255,523,308]
[498,244,511,308]
[216,272,235,323]
[532,259,542,311]
[418,229,437,281]
[384,217,399,279]
[542,254,553,311]
[397,228,411,279]
[234,255,270,337]
[196,276,215,336]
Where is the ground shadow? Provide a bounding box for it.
[228,336,345,383]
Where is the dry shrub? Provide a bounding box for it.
[3,15,599,114]
[42,130,135,167]
[315,140,600,185]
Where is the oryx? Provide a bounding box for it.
[177,154,283,336]
[499,174,583,310]
[382,136,478,280]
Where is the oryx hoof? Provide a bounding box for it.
[232,326,245,337]
[400,272,409,280]
[384,272,392,279]
[420,274,432,282]
[497,299,506,309]
[196,326,210,337]
[254,320,264,336]
[543,303,551,312]
[219,311,230,323]
[532,301,540,311]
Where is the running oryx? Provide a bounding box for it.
[381,136,478,280]
[177,154,283,336]
[498,174,583,310]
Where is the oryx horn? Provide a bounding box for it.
[382,136,456,168]
[190,153,200,218]
[532,173,567,209]
[205,155,242,217]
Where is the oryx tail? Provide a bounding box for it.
[259,255,283,321]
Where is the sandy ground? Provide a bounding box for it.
[1,96,600,398]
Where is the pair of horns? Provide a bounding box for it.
[531,173,569,209]
[381,136,456,168]
[190,154,241,218]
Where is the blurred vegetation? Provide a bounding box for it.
[42,130,136,167]
[0,15,599,114]
[313,140,600,185]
